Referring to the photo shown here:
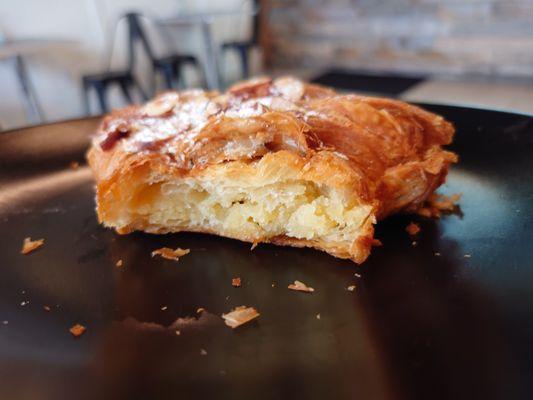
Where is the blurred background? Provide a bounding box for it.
[0,0,532,130]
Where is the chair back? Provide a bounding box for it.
[124,12,157,69]
[251,0,261,45]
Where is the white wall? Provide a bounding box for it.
[0,0,255,130]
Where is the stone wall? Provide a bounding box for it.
[267,0,533,76]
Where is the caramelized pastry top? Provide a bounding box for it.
[93,76,456,201]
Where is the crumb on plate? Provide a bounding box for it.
[406,222,421,235]
[21,237,44,255]
[222,306,260,329]
[70,324,86,338]
[288,280,314,293]
[232,277,241,287]
[417,193,462,218]
[151,247,190,261]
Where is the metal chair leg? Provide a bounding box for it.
[132,78,148,101]
[150,67,157,97]
[93,81,109,113]
[82,80,91,116]
[196,61,208,89]
[174,63,186,90]
[14,55,45,124]
[118,80,134,104]
[160,64,174,90]
[238,47,250,79]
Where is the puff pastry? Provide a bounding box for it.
[87,77,457,263]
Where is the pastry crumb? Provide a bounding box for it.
[418,193,462,218]
[434,193,462,210]
[231,277,242,287]
[160,306,168,311]
[464,254,471,258]
[346,285,356,292]
[288,280,314,293]
[222,306,260,329]
[434,252,441,256]
[69,161,80,170]
[115,259,123,267]
[316,313,321,320]
[151,247,190,261]
[21,237,44,255]
[69,324,86,337]
[43,305,51,312]
[406,222,420,235]
[250,242,259,250]
[200,348,207,356]
[196,307,205,314]
[175,330,181,336]
[417,208,433,218]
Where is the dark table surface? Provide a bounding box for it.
[0,105,532,400]
[311,69,425,96]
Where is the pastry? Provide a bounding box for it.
[87,77,457,263]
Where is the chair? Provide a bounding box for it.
[221,0,260,79]
[81,12,200,114]
[125,13,202,91]
[82,70,146,114]
[0,30,44,124]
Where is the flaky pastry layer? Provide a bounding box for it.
[87,76,457,263]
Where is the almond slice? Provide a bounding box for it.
[142,93,180,117]
[151,247,190,261]
[222,306,260,329]
[288,280,314,293]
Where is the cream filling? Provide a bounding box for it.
[121,178,373,248]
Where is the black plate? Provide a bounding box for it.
[1,106,532,400]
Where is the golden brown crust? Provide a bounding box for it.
[87,76,457,263]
